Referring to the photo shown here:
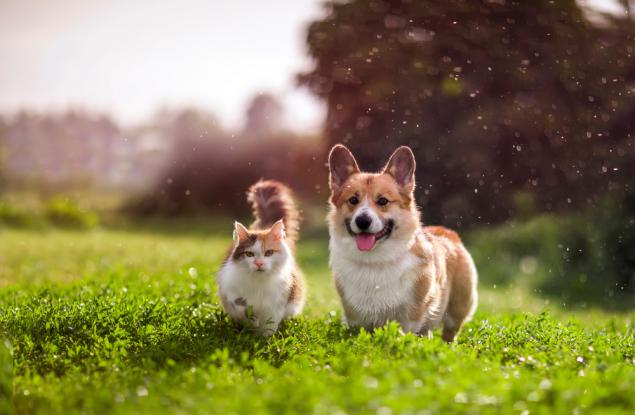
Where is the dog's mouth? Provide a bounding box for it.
[345,219,394,251]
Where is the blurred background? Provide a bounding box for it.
[0,0,633,310]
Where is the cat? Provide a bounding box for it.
[216,180,305,336]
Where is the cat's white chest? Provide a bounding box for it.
[217,263,290,322]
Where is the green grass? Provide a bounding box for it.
[1,225,634,414]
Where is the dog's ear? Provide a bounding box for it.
[382,146,416,191]
[328,144,359,191]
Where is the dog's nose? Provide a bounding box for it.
[355,214,372,231]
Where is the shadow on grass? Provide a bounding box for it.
[125,315,352,371]
[1,282,352,380]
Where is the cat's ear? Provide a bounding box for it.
[233,221,249,242]
[270,219,285,241]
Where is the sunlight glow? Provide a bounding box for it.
[0,0,325,132]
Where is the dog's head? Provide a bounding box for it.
[327,144,419,256]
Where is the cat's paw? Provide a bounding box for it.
[233,297,247,307]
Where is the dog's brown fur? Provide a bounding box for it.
[327,145,478,341]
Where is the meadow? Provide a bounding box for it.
[0,220,633,414]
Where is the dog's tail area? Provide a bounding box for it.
[247,179,300,247]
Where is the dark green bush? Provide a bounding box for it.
[468,191,635,309]
[44,197,98,229]
[0,201,40,228]
[560,193,635,299]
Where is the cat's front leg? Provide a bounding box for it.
[257,321,279,337]
[256,312,284,337]
[284,301,303,319]
[226,296,250,323]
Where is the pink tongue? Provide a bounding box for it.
[356,233,376,251]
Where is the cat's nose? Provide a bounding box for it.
[255,259,264,268]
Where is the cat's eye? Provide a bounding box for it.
[264,250,274,257]
[244,251,254,257]
[348,196,359,205]
[376,197,389,206]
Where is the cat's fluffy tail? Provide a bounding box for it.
[247,180,300,247]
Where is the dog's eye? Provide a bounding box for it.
[264,250,274,257]
[377,197,389,206]
[244,251,254,257]
[348,196,359,205]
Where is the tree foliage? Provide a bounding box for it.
[300,0,635,226]
[127,105,325,217]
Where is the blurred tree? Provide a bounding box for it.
[243,93,284,138]
[300,0,635,226]
[131,108,229,214]
[0,110,177,193]
[617,0,632,16]
[128,105,325,217]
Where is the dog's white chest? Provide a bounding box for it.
[331,250,421,326]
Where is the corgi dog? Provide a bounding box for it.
[327,145,478,341]
[216,180,305,336]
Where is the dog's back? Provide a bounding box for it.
[421,226,478,341]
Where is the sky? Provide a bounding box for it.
[0,0,325,132]
[0,0,626,133]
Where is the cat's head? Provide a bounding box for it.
[231,220,290,273]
